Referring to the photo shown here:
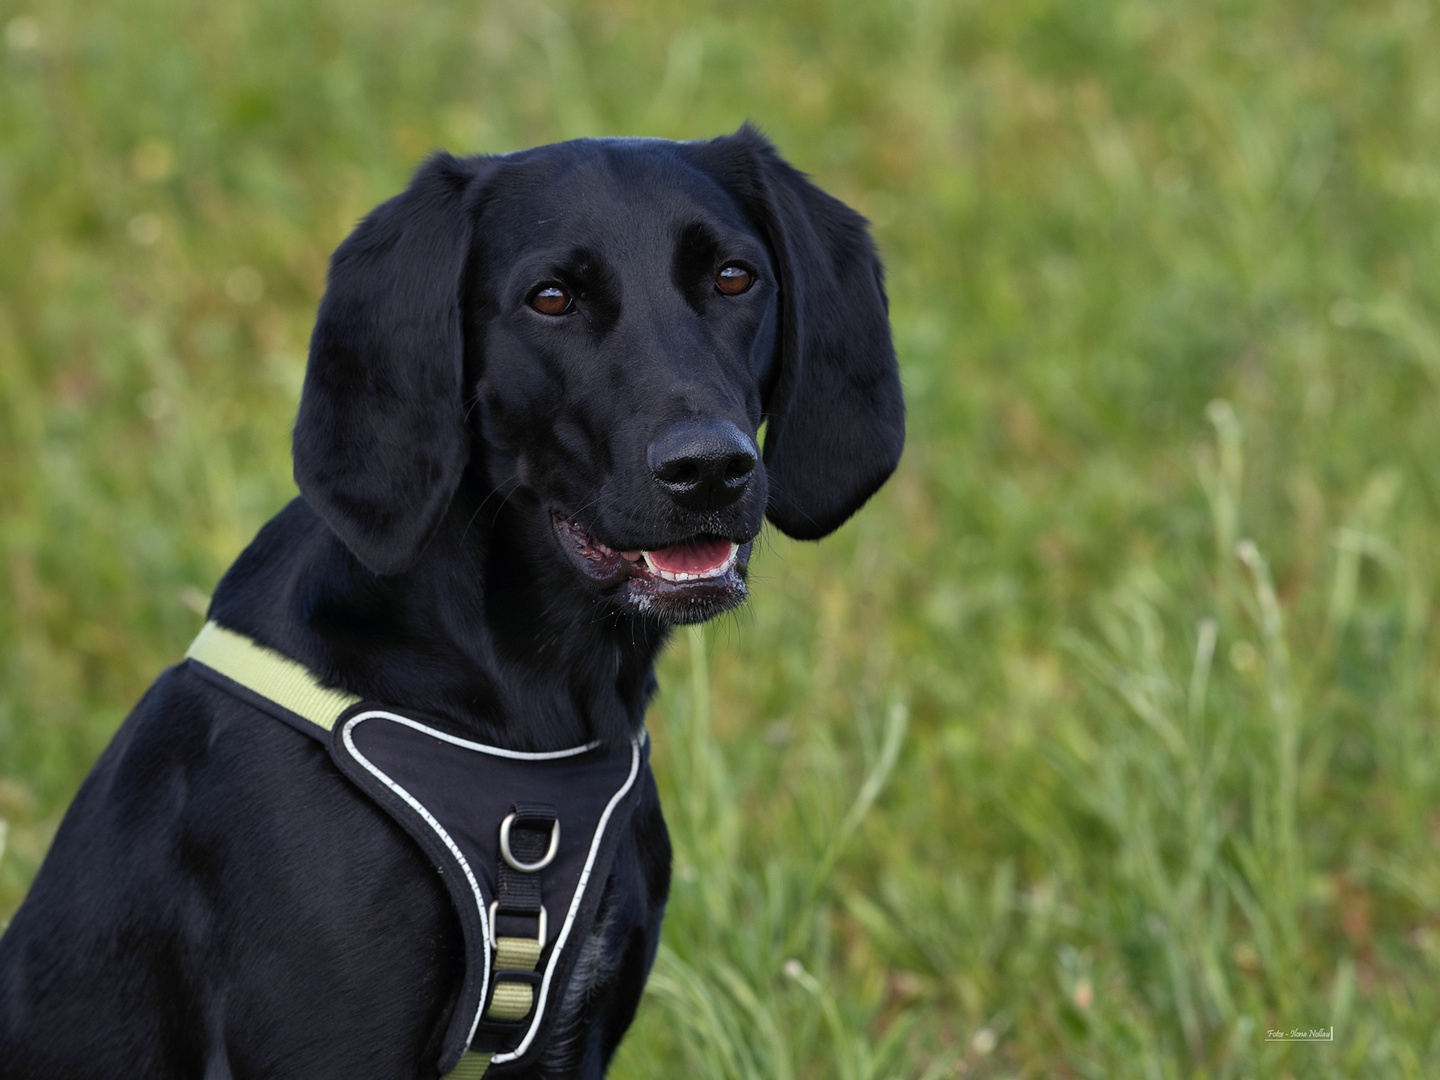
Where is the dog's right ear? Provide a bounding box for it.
[294,153,490,575]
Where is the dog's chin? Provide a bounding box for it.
[552,513,751,625]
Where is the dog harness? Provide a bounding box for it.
[184,621,648,1079]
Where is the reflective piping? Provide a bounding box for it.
[353,709,601,761]
[341,711,494,1052]
[491,738,641,1064]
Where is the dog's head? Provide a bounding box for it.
[293,127,903,625]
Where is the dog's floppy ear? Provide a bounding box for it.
[688,125,904,540]
[294,152,489,575]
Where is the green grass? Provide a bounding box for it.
[4,0,1440,1076]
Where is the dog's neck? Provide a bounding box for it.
[207,490,667,752]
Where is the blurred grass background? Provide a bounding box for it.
[3,0,1440,1076]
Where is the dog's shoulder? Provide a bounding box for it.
[0,662,466,1076]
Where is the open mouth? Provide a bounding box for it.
[552,514,750,623]
[637,538,739,581]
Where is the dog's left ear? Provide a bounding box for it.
[688,126,905,540]
[294,152,490,575]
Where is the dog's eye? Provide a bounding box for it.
[715,265,753,296]
[531,286,573,316]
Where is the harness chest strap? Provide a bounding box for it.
[185,621,646,1078]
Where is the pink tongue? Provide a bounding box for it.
[647,538,733,574]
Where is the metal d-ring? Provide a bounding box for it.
[499,813,560,872]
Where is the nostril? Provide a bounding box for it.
[656,460,702,488]
[722,452,756,484]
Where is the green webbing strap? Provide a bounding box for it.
[185,621,361,731]
[447,1051,494,1078]
[486,918,546,1023]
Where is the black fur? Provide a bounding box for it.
[0,127,903,1079]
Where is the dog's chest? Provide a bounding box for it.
[187,623,650,1077]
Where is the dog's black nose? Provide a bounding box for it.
[648,420,758,511]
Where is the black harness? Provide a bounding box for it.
[185,621,648,1078]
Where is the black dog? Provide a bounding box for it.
[0,126,902,1079]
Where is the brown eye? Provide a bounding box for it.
[531,285,572,316]
[716,265,753,295]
